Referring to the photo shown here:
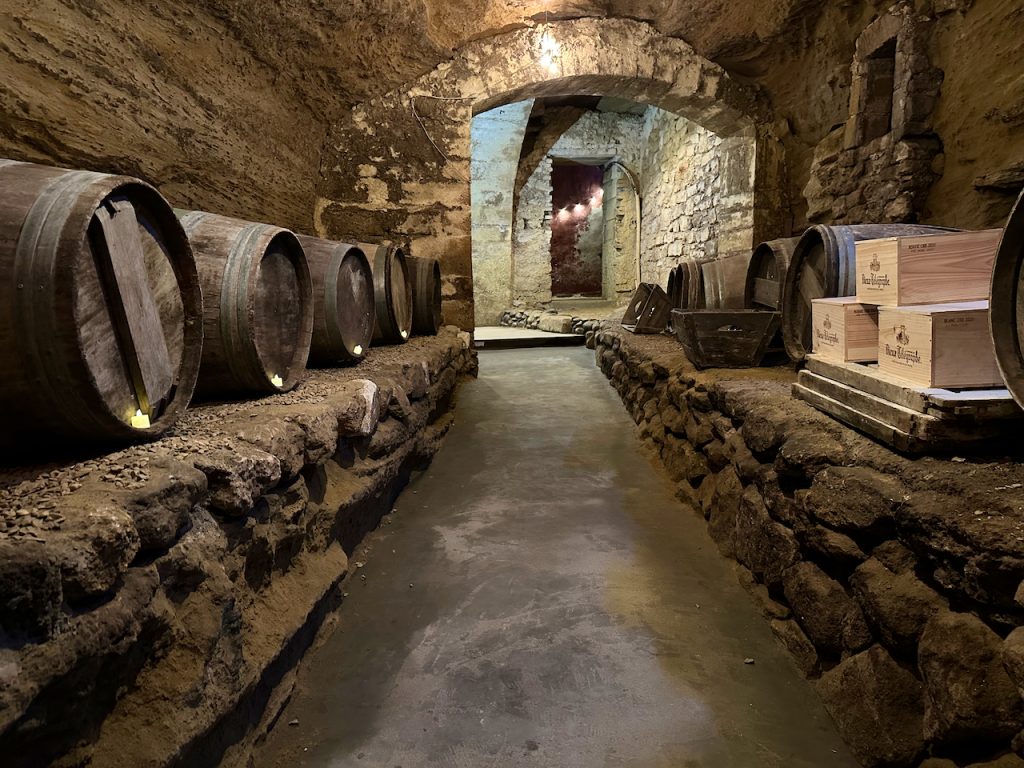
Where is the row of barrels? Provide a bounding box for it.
[665,224,961,362]
[0,160,444,447]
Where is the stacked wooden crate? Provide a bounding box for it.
[795,228,1022,451]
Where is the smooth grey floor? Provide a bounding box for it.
[253,347,858,768]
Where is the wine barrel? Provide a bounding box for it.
[682,259,705,310]
[674,265,689,310]
[781,224,960,362]
[745,238,800,310]
[407,256,443,336]
[295,235,374,365]
[360,243,413,344]
[991,190,1024,406]
[178,211,313,395]
[667,268,679,310]
[0,160,202,446]
[701,253,751,309]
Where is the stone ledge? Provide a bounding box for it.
[0,328,477,768]
[596,326,1024,768]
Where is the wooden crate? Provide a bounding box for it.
[795,355,1022,453]
[855,229,1002,306]
[672,309,781,369]
[877,301,1003,388]
[622,283,671,334]
[811,297,879,363]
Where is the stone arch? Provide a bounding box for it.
[316,18,785,330]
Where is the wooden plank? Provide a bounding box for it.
[805,355,930,412]
[93,199,174,414]
[798,370,1016,450]
[798,370,923,434]
[793,381,916,453]
[752,277,779,309]
[806,354,1022,420]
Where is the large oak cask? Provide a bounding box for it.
[407,256,443,336]
[745,237,800,310]
[178,210,313,396]
[295,235,374,365]
[360,243,413,345]
[781,224,958,362]
[991,189,1024,406]
[0,160,202,447]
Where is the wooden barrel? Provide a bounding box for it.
[667,268,679,310]
[745,238,800,310]
[360,243,413,344]
[781,224,960,362]
[0,160,202,447]
[991,190,1024,406]
[178,211,313,395]
[682,259,705,310]
[674,265,689,310]
[407,256,443,336]
[295,235,374,365]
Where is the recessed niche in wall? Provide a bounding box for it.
[550,161,605,297]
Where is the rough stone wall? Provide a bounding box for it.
[639,109,725,286]
[803,3,944,225]
[512,110,644,308]
[596,327,1024,768]
[602,162,641,303]
[470,101,534,325]
[0,331,477,768]
[0,0,350,233]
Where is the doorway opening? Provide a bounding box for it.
[550,161,605,298]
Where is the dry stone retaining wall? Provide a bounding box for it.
[595,327,1024,768]
[0,330,477,768]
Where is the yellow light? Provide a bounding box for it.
[271,374,284,387]
[538,31,560,73]
[130,409,151,429]
[401,330,409,339]
[353,344,363,356]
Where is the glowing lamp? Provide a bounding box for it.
[130,409,151,429]
[271,374,284,388]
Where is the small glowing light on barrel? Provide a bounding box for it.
[353,345,363,356]
[401,330,409,339]
[130,409,151,429]
[271,374,284,387]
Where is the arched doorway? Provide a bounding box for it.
[315,18,785,331]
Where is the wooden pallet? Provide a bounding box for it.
[793,355,1023,453]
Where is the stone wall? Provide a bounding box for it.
[595,327,1024,768]
[639,109,725,287]
[470,101,534,325]
[0,330,477,768]
[512,110,644,308]
[803,3,944,225]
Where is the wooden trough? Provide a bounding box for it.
[671,309,781,369]
[622,283,671,334]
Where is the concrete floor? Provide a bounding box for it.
[252,347,858,768]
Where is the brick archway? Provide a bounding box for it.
[316,18,784,330]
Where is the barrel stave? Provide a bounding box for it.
[408,256,442,336]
